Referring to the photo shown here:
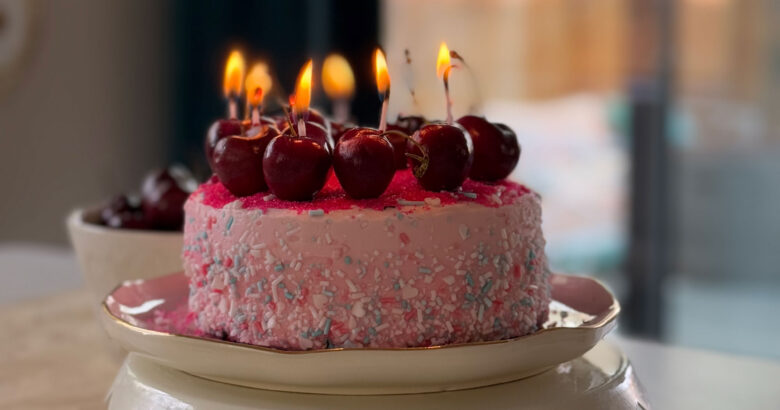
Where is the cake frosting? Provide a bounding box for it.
[182,170,551,350]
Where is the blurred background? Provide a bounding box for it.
[0,0,778,359]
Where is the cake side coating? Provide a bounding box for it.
[183,171,551,350]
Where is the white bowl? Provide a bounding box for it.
[67,207,183,309]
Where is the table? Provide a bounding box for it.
[1,288,779,410]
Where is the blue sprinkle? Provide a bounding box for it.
[323,290,335,297]
[483,298,493,308]
[300,331,309,339]
[225,216,234,232]
[375,311,382,325]
[201,231,208,239]
[308,209,325,217]
[277,282,286,288]
[344,256,352,265]
[520,297,533,307]
[494,318,502,329]
[369,327,377,336]
[323,318,332,335]
[284,290,294,300]
[264,295,272,304]
[384,261,390,268]
[466,273,474,287]
[363,335,370,344]
[311,328,324,337]
[274,263,284,272]
[229,276,237,285]
[345,303,352,310]
[461,191,477,199]
[393,282,400,290]
[418,267,432,274]
[213,256,221,265]
[401,300,409,310]
[465,293,476,302]
[481,279,493,294]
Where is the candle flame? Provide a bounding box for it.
[223,50,246,98]
[293,60,313,115]
[436,42,451,78]
[374,48,390,96]
[245,63,273,107]
[322,54,355,99]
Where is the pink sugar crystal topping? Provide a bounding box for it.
[197,169,531,213]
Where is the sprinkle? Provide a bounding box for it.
[324,233,333,244]
[284,290,295,300]
[424,197,441,206]
[274,263,284,272]
[277,282,286,288]
[481,279,493,294]
[465,293,476,302]
[466,272,475,287]
[323,290,335,297]
[308,209,325,217]
[368,327,377,336]
[225,216,234,232]
[264,295,272,304]
[461,191,477,199]
[323,318,332,335]
[478,304,485,321]
[346,279,358,293]
[443,276,455,285]
[459,225,470,240]
[375,311,382,325]
[229,276,237,285]
[344,256,353,265]
[393,282,400,290]
[398,199,425,206]
[418,267,432,274]
[263,194,275,201]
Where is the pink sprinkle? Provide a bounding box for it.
[197,169,532,214]
[399,232,410,245]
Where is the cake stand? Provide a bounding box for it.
[107,341,649,409]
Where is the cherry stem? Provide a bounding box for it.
[380,129,429,179]
[280,104,297,137]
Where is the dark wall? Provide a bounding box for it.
[170,0,379,176]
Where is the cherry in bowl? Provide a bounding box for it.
[141,165,198,230]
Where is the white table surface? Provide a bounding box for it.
[1,244,779,409]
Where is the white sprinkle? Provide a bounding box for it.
[398,199,425,206]
[375,323,390,332]
[346,279,358,293]
[459,225,470,240]
[313,294,328,309]
[434,265,445,273]
[286,226,302,235]
[402,286,419,299]
[308,209,325,217]
[352,301,366,317]
[324,233,333,244]
[424,197,441,206]
[414,251,424,259]
[443,276,455,285]
[263,194,275,201]
[446,321,454,333]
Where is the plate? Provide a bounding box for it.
[102,272,619,395]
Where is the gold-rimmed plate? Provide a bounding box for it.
[101,272,619,395]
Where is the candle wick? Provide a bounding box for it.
[298,118,307,137]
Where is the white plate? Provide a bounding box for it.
[102,272,619,395]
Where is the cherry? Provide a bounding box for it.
[205,119,243,172]
[330,121,356,146]
[100,195,152,230]
[408,123,473,191]
[213,125,280,197]
[282,120,332,153]
[385,124,410,169]
[262,130,332,201]
[456,115,520,181]
[275,108,329,133]
[141,165,198,230]
[333,128,396,199]
[392,115,427,134]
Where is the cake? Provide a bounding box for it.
[182,170,551,350]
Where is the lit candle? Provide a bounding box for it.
[436,42,454,124]
[322,53,355,124]
[293,60,313,137]
[223,50,246,119]
[374,48,390,132]
[245,62,273,126]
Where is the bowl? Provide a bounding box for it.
[66,207,183,309]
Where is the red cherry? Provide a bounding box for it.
[281,120,332,153]
[457,115,520,181]
[275,108,329,132]
[408,123,473,191]
[331,121,356,146]
[262,130,332,201]
[100,195,153,230]
[333,128,396,199]
[141,165,198,230]
[205,119,243,171]
[213,126,280,197]
[384,124,410,169]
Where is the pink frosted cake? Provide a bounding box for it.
[182,170,551,350]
